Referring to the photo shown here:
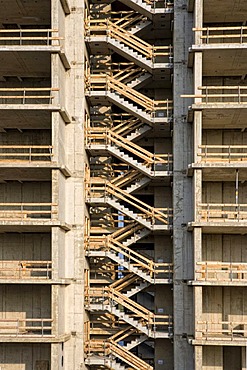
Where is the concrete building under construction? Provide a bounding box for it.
[0,0,247,369]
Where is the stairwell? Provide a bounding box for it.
[85,1,173,368]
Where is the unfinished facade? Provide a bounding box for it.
[0,0,84,369]
[185,0,247,369]
[1,0,247,369]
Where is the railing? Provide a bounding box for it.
[85,235,173,280]
[0,88,59,104]
[0,261,52,279]
[198,203,247,222]
[86,180,173,225]
[86,286,172,330]
[0,29,61,46]
[108,325,136,343]
[0,145,53,162]
[198,145,247,163]
[87,65,145,85]
[111,169,144,189]
[0,203,57,220]
[182,86,247,104]
[85,19,173,63]
[86,74,173,116]
[85,340,153,370]
[111,221,144,241]
[194,26,247,44]
[85,127,173,169]
[110,273,141,291]
[196,261,247,282]
[143,0,173,7]
[100,11,147,32]
[0,318,53,337]
[90,113,147,134]
[196,321,247,341]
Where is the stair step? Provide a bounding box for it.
[125,334,147,350]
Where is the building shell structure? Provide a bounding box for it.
[0,0,247,369]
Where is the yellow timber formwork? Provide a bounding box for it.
[84,0,173,368]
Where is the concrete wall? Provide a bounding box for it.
[0,233,51,261]
[202,286,247,322]
[202,346,243,370]
[173,0,194,368]
[202,234,247,262]
[202,130,247,145]
[0,285,51,319]
[0,182,51,203]
[203,181,247,203]
[155,339,174,370]
[52,113,66,166]
[0,343,50,370]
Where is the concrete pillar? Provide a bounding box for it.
[193,169,202,222]
[194,286,202,339]
[194,52,203,102]
[194,0,203,44]
[194,111,202,163]
[193,227,202,280]
[195,346,203,370]
[52,228,59,281]
[242,347,247,370]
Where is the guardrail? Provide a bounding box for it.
[85,340,153,370]
[0,29,62,46]
[0,203,57,220]
[0,318,53,337]
[198,145,247,163]
[196,320,247,341]
[194,26,247,44]
[86,180,173,225]
[0,261,52,279]
[86,235,173,280]
[86,74,173,116]
[0,88,59,104]
[0,145,53,162]
[196,261,247,282]
[85,19,173,63]
[144,0,173,6]
[182,86,247,104]
[198,203,247,221]
[85,127,173,168]
[86,286,172,329]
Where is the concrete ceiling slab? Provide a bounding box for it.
[0,168,51,182]
[204,0,247,23]
[202,108,247,129]
[202,49,247,77]
[0,110,51,129]
[0,52,50,77]
[0,0,50,25]
[202,167,247,182]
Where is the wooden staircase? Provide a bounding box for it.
[85,2,173,369]
[85,19,173,72]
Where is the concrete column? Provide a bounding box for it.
[195,346,203,370]
[51,343,60,370]
[52,228,59,281]
[194,0,203,44]
[52,285,59,337]
[194,286,202,339]
[194,52,203,102]
[52,112,59,165]
[193,169,202,222]
[194,111,202,163]
[242,347,247,370]
[193,227,202,280]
